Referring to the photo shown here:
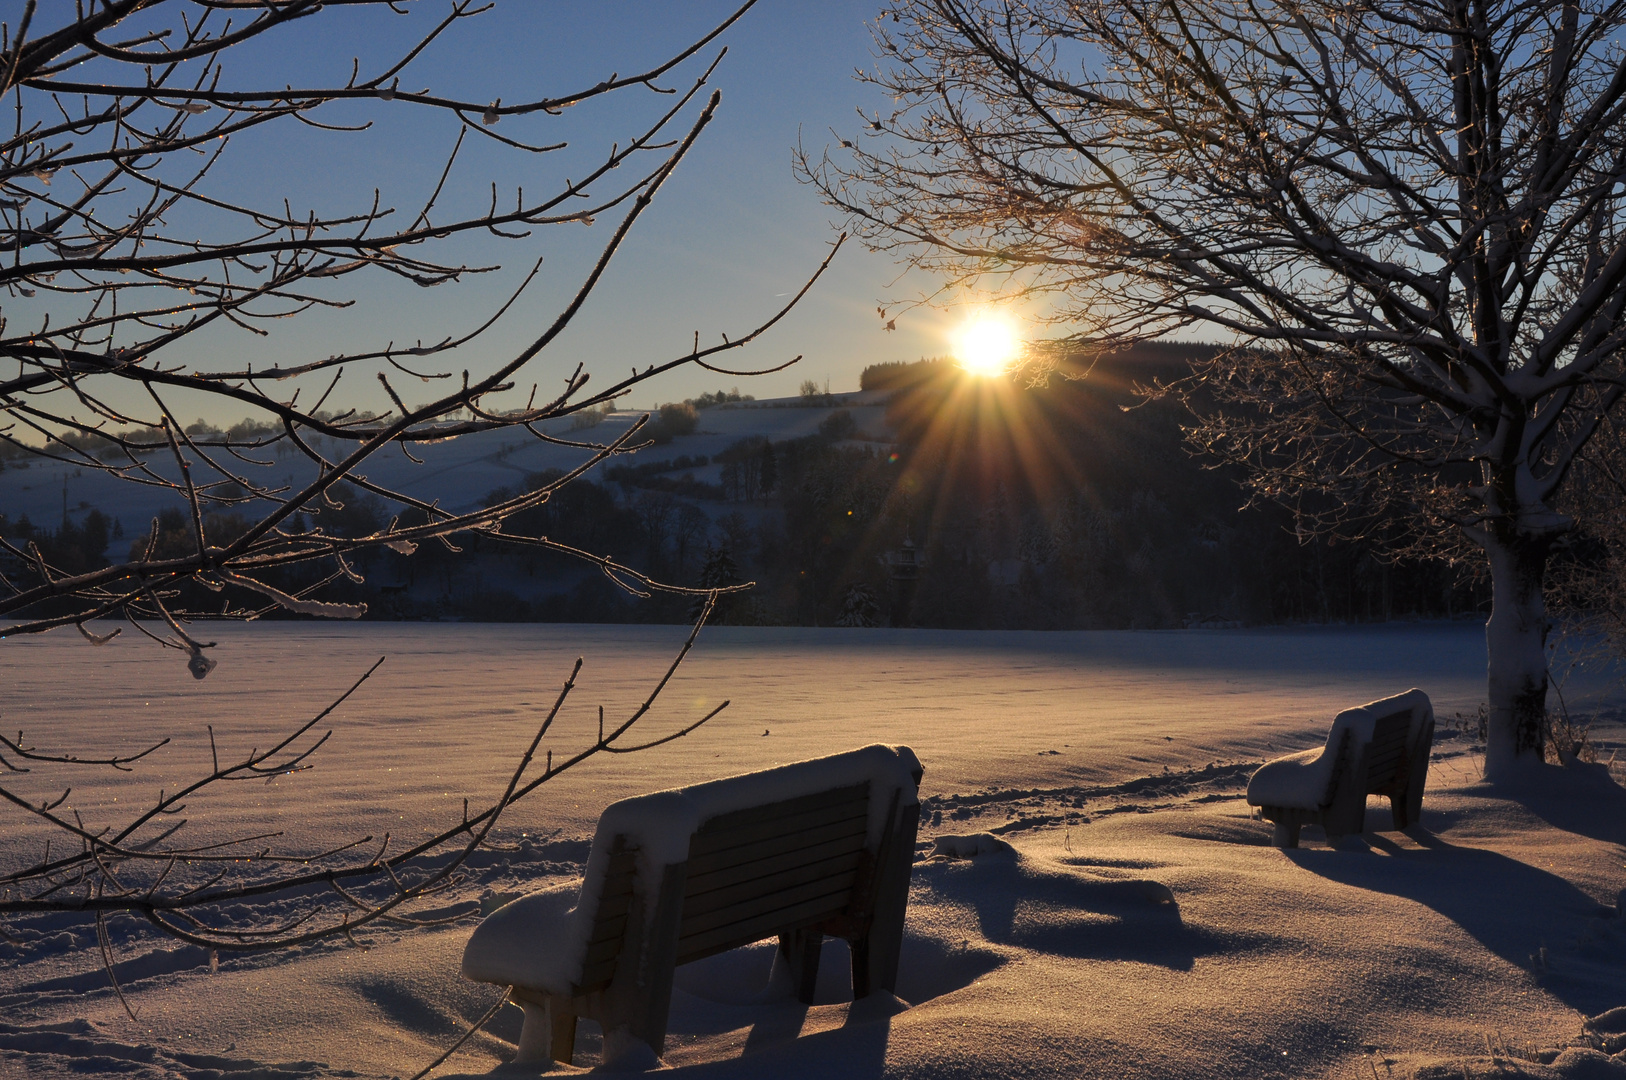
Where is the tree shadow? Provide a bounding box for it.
[1289,830,1620,1014]
[1488,765,1626,848]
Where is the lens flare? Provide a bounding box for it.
[953,314,1023,376]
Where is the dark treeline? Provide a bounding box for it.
[388,347,1483,627]
[2,349,1488,627]
[748,348,1484,629]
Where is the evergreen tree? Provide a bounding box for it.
[691,544,742,622]
[834,582,880,628]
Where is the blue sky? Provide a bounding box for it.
[10,1,994,423]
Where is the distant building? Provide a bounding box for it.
[883,534,923,627]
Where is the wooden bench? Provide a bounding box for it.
[1246,689,1434,848]
[461,744,923,1066]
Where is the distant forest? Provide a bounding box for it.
[2,347,1492,629]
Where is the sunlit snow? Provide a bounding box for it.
[3,621,1624,1080]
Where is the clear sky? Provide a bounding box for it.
[10,1,990,424]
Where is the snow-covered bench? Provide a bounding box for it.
[462,744,923,1066]
[1246,689,1434,848]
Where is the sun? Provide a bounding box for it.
[952,314,1023,376]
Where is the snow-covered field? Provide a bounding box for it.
[4,622,1626,1079]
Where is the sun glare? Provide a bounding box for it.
[953,315,1023,377]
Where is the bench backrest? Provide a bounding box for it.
[1361,708,1412,794]
[678,781,870,966]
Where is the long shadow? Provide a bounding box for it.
[740,1001,810,1056]
[1491,765,1626,848]
[1291,830,1620,1014]
[435,1009,893,1080]
[914,854,1247,971]
[697,1012,895,1080]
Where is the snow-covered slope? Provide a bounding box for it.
[0,394,891,533]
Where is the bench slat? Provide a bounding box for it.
[583,929,625,967]
[577,930,632,993]
[599,850,637,880]
[580,845,640,982]
[683,849,865,917]
[1364,710,1411,790]
[676,887,857,964]
[696,793,867,838]
[587,911,628,947]
[589,887,633,923]
[678,871,859,941]
[579,961,616,993]
[689,800,869,861]
[685,836,867,899]
[686,816,868,877]
[694,783,868,841]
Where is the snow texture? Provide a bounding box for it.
[4,623,1626,1080]
[927,833,1015,859]
[1246,687,1433,808]
[462,744,920,992]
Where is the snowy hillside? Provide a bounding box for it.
[0,393,890,533]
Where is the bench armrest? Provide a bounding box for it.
[462,881,591,995]
[1247,746,1336,810]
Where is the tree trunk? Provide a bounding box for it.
[1482,532,1553,780]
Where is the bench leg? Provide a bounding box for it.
[512,995,553,1064]
[779,928,823,1005]
[1388,793,1410,830]
[551,1000,577,1065]
[1272,821,1301,848]
[850,935,873,1000]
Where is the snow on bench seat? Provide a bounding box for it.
[462,743,922,1067]
[1246,689,1434,848]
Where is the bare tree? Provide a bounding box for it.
[0,0,838,650]
[1552,408,1626,660]
[673,502,711,576]
[634,489,679,565]
[805,0,1626,778]
[0,1,833,967]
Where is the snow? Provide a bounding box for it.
[1246,688,1433,808]
[461,744,920,994]
[927,833,1015,859]
[4,621,1626,1080]
[461,881,584,995]
[590,742,919,872]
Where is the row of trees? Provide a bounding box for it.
[39,353,1486,631]
[15,352,1540,633]
[803,0,1626,778]
[743,357,1492,630]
